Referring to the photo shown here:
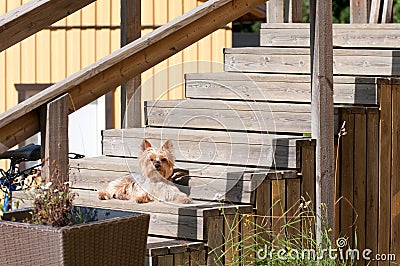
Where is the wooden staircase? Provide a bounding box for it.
[67,22,400,265]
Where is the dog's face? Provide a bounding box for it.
[139,139,175,179]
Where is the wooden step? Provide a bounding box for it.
[185,72,379,105]
[14,189,252,241]
[146,236,205,265]
[73,190,252,241]
[102,127,309,168]
[224,47,400,76]
[260,23,400,48]
[69,156,275,204]
[145,99,311,133]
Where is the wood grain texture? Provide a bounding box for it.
[145,99,312,133]
[391,85,400,259]
[353,111,367,253]
[365,108,379,258]
[0,0,265,151]
[379,84,391,256]
[207,216,224,266]
[267,0,284,23]
[185,73,379,105]
[369,0,381,23]
[224,47,400,76]
[0,0,95,52]
[42,94,69,185]
[73,189,252,240]
[102,128,303,168]
[339,110,354,245]
[350,0,369,23]
[260,23,400,48]
[69,155,266,180]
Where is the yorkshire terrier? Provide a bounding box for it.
[98,139,192,204]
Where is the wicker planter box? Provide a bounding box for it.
[0,207,150,266]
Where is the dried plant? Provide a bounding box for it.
[30,182,76,227]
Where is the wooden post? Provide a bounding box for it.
[369,0,381,23]
[310,0,335,243]
[267,0,284,23]
[350,0,369,23]
[121,0,141,128]
[41,94,69,185]
[288,0,303,23]
[382,0,394,23]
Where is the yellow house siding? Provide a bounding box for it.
[0,0,232,168]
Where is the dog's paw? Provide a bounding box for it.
[179,197,193,204]
[98,191,111,200]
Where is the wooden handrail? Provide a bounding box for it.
[0,0,96,52]
[0,0,266,152]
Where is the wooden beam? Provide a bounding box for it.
[0,0,96,52]
[350,0,369,23]
[382,0,394,23]
[369,0,381,23]
[288,0,302,23]
[310,0,335,243]
[121,0,141,128]
[41,94,69,185]
[267,0,284,23]
[0,0,266,152]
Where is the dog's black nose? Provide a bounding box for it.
[155,162,161,169]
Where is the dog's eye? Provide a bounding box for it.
[150,158,154,162]
[161,158,167,162]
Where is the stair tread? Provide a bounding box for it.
[185,72,378,105]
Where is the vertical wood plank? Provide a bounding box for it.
[66,11,82,77]
[20,34,36,84]
[286,178,301,238]
[241,213,255,265]
[36,30,51,83]
[340,109,354,246]
[224,214,239,265]
[255,174,271,245]
[168,0,184,100]
[379,83,391,259]
[334,141,340,241]
[391,84,400,258]
[121,0,141,128]
[382,0,394,23]
[183,1,198,83]
[154,0,169,101]
[366,108,379,261]
[288,0,302,23]
[190,249,206,266]
[50,17,67,83]
[42,94,69,185]
[211,30,225,72]
[267,0,284,23]
[173,252,190,266]
[350,0,369,23]
[310,0,335,244]
[369,0,381,23]
[197,35,212,73]
[353,110,367,253]
[272,179,286,243]
[207,216,224,266]
[301,145,315,203]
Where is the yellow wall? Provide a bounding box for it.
[0,0,231,168]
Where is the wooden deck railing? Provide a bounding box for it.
[0,0,266,153]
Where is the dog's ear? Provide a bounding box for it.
[161,140,173,153]
[141,139,152,151]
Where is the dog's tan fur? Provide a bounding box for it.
[98,139,192,204]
